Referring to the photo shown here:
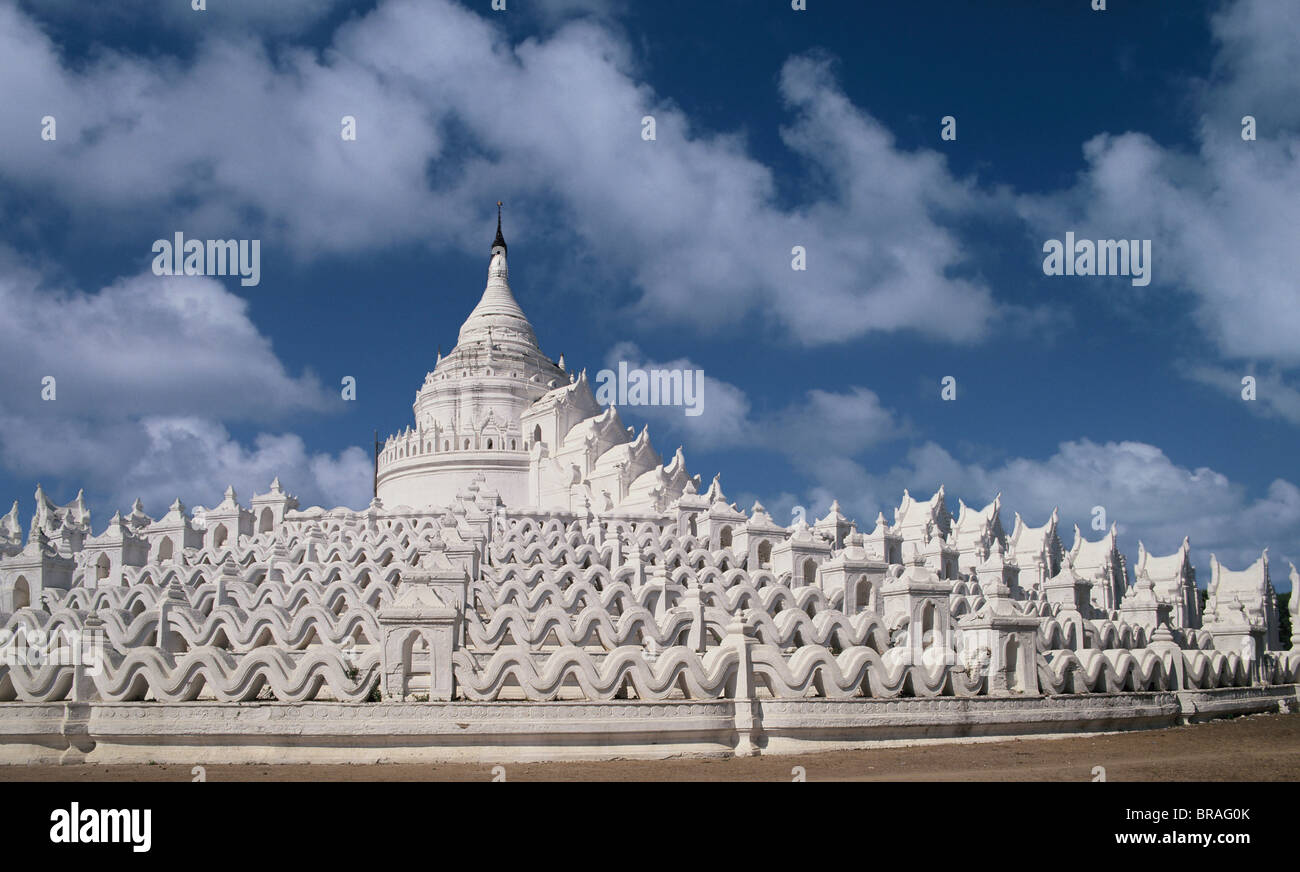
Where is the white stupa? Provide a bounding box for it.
[0,207,1291,763]
[375,206,692,512]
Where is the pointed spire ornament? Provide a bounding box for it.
[456,202,538,349]
[492,200,507,253]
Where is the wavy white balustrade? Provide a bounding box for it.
[0,644,380,703]
[465,603,695,650]
[2,502,1295,712]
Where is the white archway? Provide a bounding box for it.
[12,575,30,610]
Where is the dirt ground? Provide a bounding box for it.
[3,712,1297,782]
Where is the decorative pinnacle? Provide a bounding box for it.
[492,201,507,253]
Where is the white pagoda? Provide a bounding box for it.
[0,211,1292,766]
[376,207,692,514]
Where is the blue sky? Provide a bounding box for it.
[0,0,1295,587]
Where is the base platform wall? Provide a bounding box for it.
[0,685,1296,765]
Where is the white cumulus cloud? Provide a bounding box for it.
[0,0,1017,346]
[1018,0,1300,366]
[0,253,367,521]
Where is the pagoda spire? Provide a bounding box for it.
[492,200,507,254]
[456,202,537,349]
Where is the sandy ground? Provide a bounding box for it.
[2,712,1297,781]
